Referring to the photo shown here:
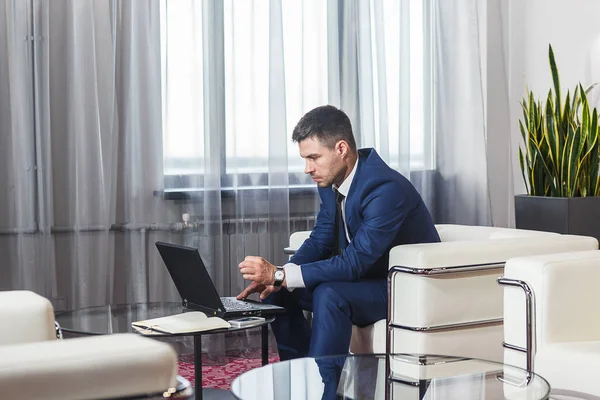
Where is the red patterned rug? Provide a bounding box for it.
[178,351,280,389]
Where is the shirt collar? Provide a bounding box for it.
[333,157,358,198]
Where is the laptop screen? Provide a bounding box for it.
[155,242,224,312]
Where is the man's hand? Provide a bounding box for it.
[236,281,281,300]
[236,281,265,300]
[238,256,277,286]
[259,285,281,300]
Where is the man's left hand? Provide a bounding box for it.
[238,256,276,286]
[259,285,281,300]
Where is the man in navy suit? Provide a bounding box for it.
[237,105,440,398]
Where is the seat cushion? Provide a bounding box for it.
[0,333,178,400]
[535,341,600,396]
[350,320,386,354]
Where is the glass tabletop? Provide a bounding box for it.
[231,354,550,400]
[55,302,274,336]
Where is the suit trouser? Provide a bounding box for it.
[263,280,387,399]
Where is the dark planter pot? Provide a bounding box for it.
[515,195,600,242]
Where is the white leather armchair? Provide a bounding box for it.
[287,224,598,362]
[0,290,186,400]
[500,250,600,397]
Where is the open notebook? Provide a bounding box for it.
[132,312,231,334]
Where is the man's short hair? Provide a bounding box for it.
[292,105,357,151]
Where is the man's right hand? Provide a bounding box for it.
[236,281,266,300]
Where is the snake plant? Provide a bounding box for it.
[519,44,600,197]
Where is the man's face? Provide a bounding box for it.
[299,137,345,188]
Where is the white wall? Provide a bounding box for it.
[508,0,600,199]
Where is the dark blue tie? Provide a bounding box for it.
[333,189,346,256]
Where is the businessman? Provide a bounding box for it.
[237,105,440,398]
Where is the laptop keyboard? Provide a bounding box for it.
[221,297,256,311]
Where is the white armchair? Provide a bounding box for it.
[287,224,598,362]
[0,290,186,400]
[500,250,600,397]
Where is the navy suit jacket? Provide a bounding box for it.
[290,148,440,290]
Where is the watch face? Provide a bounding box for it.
[275,270,285,280]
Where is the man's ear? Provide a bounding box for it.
[336,140,349,158]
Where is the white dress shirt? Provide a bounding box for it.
[283,158,358,289]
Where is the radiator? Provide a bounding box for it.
[0,216,316,304]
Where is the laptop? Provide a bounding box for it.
[155,241,285,319]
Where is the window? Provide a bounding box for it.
[160,0,433,188]
[223,0,328,174]
[160,0,205,176]
[370,0,433,171]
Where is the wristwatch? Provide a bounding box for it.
[273,267,285,287]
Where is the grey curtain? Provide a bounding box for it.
[0,0,180,309]
[432,0,492,225]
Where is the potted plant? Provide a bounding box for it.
[516,44,600,241]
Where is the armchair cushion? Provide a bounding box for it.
[535,341,600,397]
[390,233,598,329]
[350,318,503,361]
[0,291,181,400]
[0,290,56,345]
[504,250,600,352]
[351,319,386,354]
[0,333,178,400]
[387,228,597,361]
[503,250,600,396]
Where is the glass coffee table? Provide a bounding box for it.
[231,354,551,399]
[55,302,274,400]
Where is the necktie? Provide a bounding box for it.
[333,189,346,256]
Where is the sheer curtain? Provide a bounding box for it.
[330,0,437,208]
[432,0,491,225]
[161,0,331,299]
[0,0,181,309]
[327,0,492,225]
[0,0,44,294]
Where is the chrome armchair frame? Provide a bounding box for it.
[496,277,536,372]
[285,247,537,397]
[384,262,505,398]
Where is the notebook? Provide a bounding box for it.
[155,241,286,318]
[132,311,230,334]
